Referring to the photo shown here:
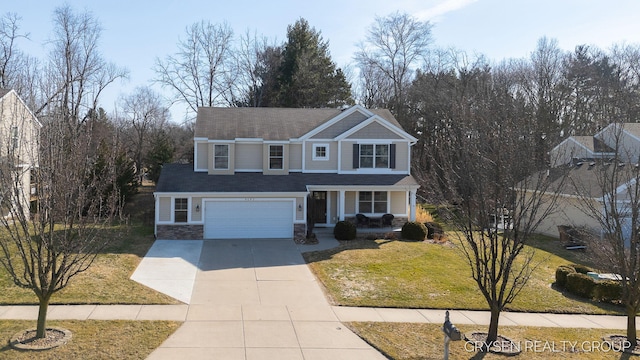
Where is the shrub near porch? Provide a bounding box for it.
[303,234,623,314]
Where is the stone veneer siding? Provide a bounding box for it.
[157,224,304,240]
[156,225,204,240]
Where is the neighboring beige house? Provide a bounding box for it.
[538,123,640,239]
[0,89,41,219]
[154,105,420,240]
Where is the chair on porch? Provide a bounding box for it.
[356,213,370,228]
[381,213,394,227]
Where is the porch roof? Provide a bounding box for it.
[156,163,419,193]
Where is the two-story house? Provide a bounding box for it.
[154,105,420,240]
[0,89,41,219]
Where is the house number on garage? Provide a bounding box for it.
[244,198,255,201]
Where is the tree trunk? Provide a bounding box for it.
[36,295,51,339]
[485,306,501,349]
[627,306,637,348]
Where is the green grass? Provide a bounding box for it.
[347,322,634,360]
[0,185,179,305]
[304,234,623,314]
[0,320,181,359]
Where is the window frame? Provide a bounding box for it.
[358,191,388,214]
[359,144,389,168]
[312,143,329,161]
[174,198,188,223]
[213,144,229,170]
[269,144,284,170]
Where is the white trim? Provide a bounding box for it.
[235,137,264,143]
[312,143,330,161]
[213,144,230,170]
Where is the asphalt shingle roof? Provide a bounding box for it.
[194,107,403,140]
[156,164,418,193]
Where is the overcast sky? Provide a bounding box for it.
[6,0,640,121]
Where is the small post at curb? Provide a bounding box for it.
[442,310,461,360]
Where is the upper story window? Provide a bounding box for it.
[269,145,284,170]
[353,143,396,169]
[360,144,388,168]
[312,143,329,161]
[174,198,188,223]
[214,144,229,169]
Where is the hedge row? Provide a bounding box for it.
[555,264,621,303]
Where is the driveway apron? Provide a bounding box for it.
[147,239,386,360]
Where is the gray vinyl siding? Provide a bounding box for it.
[290,143,302,170]
[347,122,402,139]
[311,112,368,139]
[159,197,172,221]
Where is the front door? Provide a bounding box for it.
[312,191,327,224]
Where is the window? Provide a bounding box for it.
[10,126,18,150]
[359,144,389,168]
[269,145,284,169]
[358,191,387,214]
[214,144,229,169]
[174,198,188,223]
[312,144,329,161]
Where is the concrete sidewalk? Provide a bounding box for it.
[0,304,634,330]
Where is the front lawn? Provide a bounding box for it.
[303,234,622,314]
[347,322,630,360]
[0,185,179,305]
[0,320,180,359]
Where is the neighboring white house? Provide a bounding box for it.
[0,89,41,219]
[153,105,420,240]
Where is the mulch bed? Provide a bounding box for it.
[10,327,72,351]
[603,335,640,355]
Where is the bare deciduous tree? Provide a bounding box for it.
[571,126,640,349]
[0,5,125,340]
[154,21,235,118]
[430,63,567,349]
[355,11,432,119]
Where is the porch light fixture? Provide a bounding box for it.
[298,204,302,211]
[196,204,200,212]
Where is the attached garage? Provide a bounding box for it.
[203,199,295,239]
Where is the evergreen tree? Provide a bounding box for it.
[146,130,175,184]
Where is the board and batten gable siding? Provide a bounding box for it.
[158,197,172,222]
[235,143,263,171]
[311,111,369,139]
[347,122,403,140]
[304,141,338,171]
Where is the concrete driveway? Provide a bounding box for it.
[136,237,387,360]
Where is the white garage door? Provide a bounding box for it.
[204,200,294,239]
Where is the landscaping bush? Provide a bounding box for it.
[565,272,597,299]
[424,222,443,239]
[592,280,622,302]
[401,221,427,241]
[555,265,576,288]
[333,221,356,240]
[572,263,593,274]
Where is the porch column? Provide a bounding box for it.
[339,190,345,221]
[410,190,417,221]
